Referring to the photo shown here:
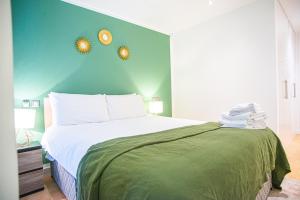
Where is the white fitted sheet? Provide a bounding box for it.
[41,116,205,177]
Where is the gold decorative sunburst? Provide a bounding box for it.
[118,46,129,60]
[98,29,112,45]
[75,37,91,54]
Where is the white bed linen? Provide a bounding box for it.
[42,116,205,177]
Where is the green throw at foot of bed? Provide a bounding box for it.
[77,122,290,200]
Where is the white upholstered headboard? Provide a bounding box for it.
[44,98,52,129]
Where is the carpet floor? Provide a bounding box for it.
[268,178,300,200]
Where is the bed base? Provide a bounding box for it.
[51,160,272,200]
[51,160,77,200]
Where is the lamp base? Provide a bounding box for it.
[16,129,32,147]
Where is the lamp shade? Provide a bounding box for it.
[149,97,163,114]
[14,108,36,129]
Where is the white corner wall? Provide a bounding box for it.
[0,0,19,199]
[171,0,278,131]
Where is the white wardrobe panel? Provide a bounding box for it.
[275,0,297,142]
[295,33,300,133]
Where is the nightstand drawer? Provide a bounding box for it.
[18,149,43,174]
[19,169,44,196]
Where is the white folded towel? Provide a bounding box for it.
[221,123,246,128]
[220,118,248,126]
[246,120,266,129]
[220,118,266,126]
[221,111,267,121]
[222,120,266,129]
[229,103,262,116]
[220,103,267,129]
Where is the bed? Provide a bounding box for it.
[41,96,290,200]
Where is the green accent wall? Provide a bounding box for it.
[12,0,172,133]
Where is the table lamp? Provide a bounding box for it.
[14,108,36,147]
[149,97,163,115]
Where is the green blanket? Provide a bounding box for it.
[77,122,290,200]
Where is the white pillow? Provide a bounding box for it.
[106,94,146,120]
[49,92,109,125]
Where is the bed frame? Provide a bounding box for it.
[51,160,77,200]
[43,98,272,200]
[44,98,52,130]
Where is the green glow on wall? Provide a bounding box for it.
[12,0,172,133]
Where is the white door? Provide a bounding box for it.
[276,2,296,143]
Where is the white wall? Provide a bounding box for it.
[0,0,19,199]
[171,0,278,131]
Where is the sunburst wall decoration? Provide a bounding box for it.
[75,37,91,54]
[98,29,112,46]
[118,46,129,60]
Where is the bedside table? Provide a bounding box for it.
[17,141,44,197]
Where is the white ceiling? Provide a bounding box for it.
[63,0,300,35]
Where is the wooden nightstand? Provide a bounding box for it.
[17,141,44,197]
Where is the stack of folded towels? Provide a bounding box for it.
[220,103,267,129]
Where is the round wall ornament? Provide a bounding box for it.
[98,29,113,45]
[118,46,129,60]
[75,37,91,54]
